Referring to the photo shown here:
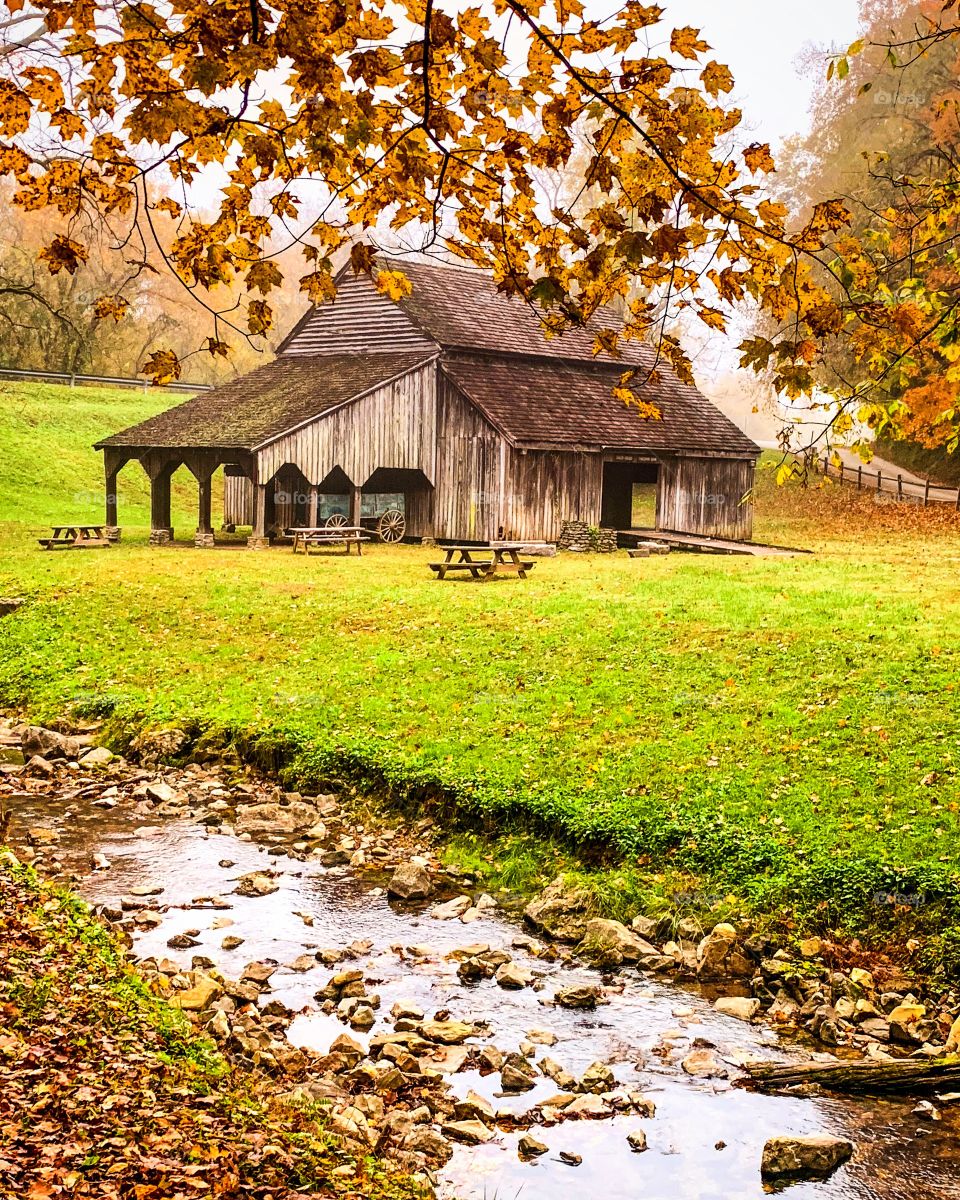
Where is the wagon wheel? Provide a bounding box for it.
[377,508,405,543]
[325,512,349,529]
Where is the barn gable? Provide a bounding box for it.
[278,272,436,357]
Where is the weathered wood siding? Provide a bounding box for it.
[223,473,253,526]
[432,377,606,542]
[500,447,602,541]
[656,455,755,539]
[281,273,435,356]
[432,375,503,541]
[256,364,437,489]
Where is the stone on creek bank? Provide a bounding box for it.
[523,874,592,942]
[169,974,222,1011]
[495,960,535,990]
[681,1048,729,1079]
[501,1059,538,1092]
[761,1135,855,1182]
[21,726,84,761]
[128,727,189,765]
[387,863,435,901]
[696,923,753,981]
[80,746,114,767]
[418,1020,477,1045]
[232,871,280,897]
[441,1119,494,1146]
[578,1061,615,1094]
[577,918,659,966]
[401,1126,453,1165]
[234,800,321,836]
[431,895,472,920]
[454,1091,496,1125]
[714,996,760,1022]
[518,1133,549,1158]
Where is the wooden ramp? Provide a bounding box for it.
[619,529,809,557]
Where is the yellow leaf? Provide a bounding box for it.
[376,269,413,302]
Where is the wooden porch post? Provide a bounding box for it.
[150,473,172,544]
[248,470,270,549]
[196,476,214,547]
[142,455,176,546]
[249,485,268,547]
[349,484,362,527]
[307,484,319,527]
[103,449,125,542]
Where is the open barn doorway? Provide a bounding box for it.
[600,461,659,529]
[363,468,434,541]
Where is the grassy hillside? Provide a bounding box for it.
[0,379,208,529]
[1,381,959,973]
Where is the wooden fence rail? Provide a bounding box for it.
[818,454,960,510]
[0,365,212,394]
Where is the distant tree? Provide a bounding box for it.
[0,186,304,379]
[772,0,960,455]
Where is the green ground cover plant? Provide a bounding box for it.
[1,382,959,974]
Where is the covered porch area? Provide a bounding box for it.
[101,446,256,548]
[226,463,434,546]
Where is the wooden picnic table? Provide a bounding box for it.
[38,523,111,550]
[429,543,536,580]
[290,526,371,555]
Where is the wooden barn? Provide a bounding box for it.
[96,259,759,548]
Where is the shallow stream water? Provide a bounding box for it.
[12,788,960,1200]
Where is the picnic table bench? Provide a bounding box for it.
[38,524,111,550]
[429,544,536,580]
[290,526,371,555]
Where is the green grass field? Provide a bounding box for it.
[0,379,215,528]
[2,382,959,969]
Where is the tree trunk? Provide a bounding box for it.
[743,1056,960,1096]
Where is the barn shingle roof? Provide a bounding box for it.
[390,258,649,365]
[95,352,434,450]
[96,261,757,458]
[440,354,758,455]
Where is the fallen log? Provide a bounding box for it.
[743,1056,960,1096]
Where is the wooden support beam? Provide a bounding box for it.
[349,484,362,527]
[196,476,214,547]
[104,463,119,538]
[101,449,128,541]
[148,467,174,546]
[249,481,270,549]
[307,484,319,527]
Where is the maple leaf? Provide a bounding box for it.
[38,235,88,276]
[743,142,776,174]
[593,328,620,357]
[246,260,283,295]
[93,295,129,322]
[701,61,734,97]
[670,26,709,59]
[247,299,273,335]
[375,269,412,302]
[142,349,182,384]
